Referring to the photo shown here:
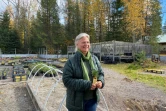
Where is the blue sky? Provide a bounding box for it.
[0,0,166,26]
[160,0,166,26]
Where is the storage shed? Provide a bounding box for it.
[158,35,166,54]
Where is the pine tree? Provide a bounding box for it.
[148,0,162,37]
[65,0,82,45]
[106,0,128,41]
[147,0,162,53]
[0,11,21,54]
[30,0,62,54]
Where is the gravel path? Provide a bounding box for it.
[0,66,166,111]
[102,67,166,111]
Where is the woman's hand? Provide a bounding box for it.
[90,84,96,90]
[96,81,102,89]
[90,81,102,90]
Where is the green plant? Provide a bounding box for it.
[135,51,146,63]
[14,56,21,59]
[134,51,158,69]
[127,62,142,70]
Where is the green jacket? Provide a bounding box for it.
[62,51,105,111]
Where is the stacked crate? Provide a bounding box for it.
[0,68,8,80]
[13,65,27,82]
[2,68,8,79]
[8,60,15,66]
[0,60,5,65]
[0,68,3,80]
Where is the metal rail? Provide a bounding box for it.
[27,63,109,111]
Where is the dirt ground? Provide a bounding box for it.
[0,81,36,111]
[0,65,166,111]
[0,66,35,111]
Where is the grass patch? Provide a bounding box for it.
[102,63,166,92]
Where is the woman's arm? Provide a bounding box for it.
[62,59,92,91]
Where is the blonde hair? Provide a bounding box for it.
[75,33,90,51]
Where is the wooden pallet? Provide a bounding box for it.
[145,69,165,74]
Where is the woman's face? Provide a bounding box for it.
[76,36,90,55]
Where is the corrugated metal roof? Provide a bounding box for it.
[157,34,166,43]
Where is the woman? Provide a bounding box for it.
[62,33,105,111]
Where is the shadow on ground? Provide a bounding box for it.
[14,85,36,111]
